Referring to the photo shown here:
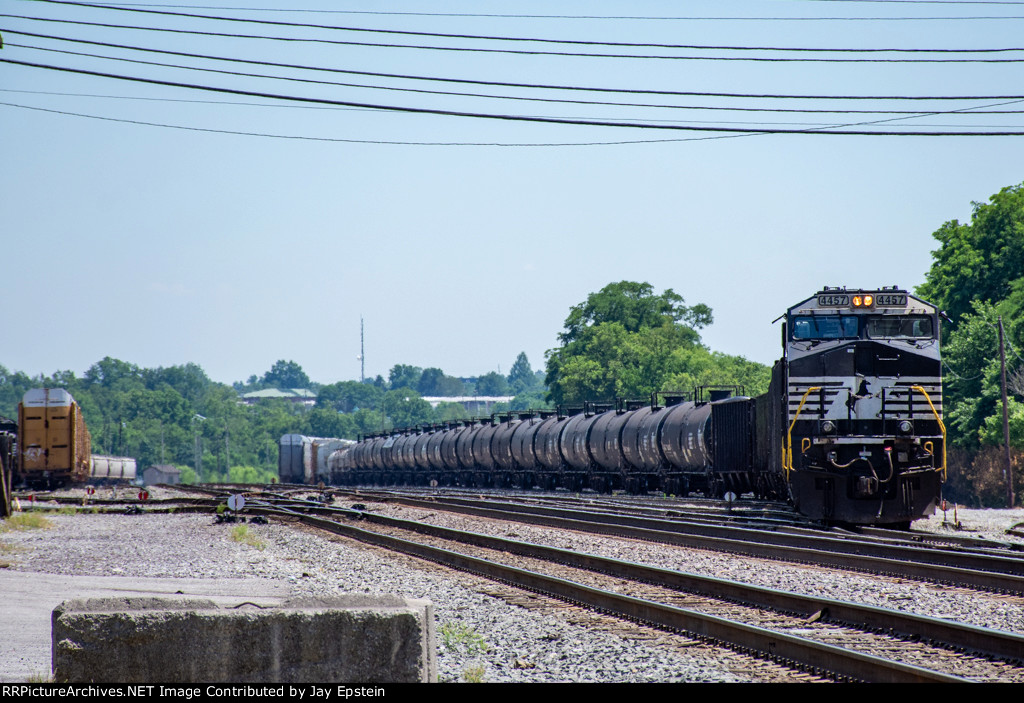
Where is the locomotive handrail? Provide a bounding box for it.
[910,385,947,481]
[783,386,822,479]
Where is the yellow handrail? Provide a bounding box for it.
[910,385,946,481]
[784,386,821,479]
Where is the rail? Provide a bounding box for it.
[911,384,947,481]
[783,386,821,478]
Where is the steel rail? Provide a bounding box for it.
[249,497,1024,664]
[252,504,970,684]
[338,491,1024,590]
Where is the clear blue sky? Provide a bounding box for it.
[3,0,1023,386]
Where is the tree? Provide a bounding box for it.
[558,281,712,345]
[475,371,509,396]
[261,360,310,389]
[917,182,1024,328]
[545,281,768,405]
[317,380,382,413]
[507,352,541,395]
[417,368,464,396]
[388,364,422,391]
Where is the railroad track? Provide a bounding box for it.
[327,487,1024,595]
[181,489,1015,682]
[245,498,1007,682]
[22,485,1024,681]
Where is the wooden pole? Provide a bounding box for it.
[999,317,1015,507]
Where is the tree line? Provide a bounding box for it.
[915,182,1024,505]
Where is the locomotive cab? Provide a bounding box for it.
[781,287,944,525]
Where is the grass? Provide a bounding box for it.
[440,621,490,656]
[462,663,486,683]
[229,524,266,550]
[0,513,54,532]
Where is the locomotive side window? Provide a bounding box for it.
[865,315,934,339]
[791,315,859,340]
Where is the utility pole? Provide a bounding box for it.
[360,316,365,383]
[998,316,1015,507]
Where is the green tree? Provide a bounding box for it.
[507,352,541,395]
[418,368,464,396]
[388,364,422,391]
[262,360,310,389]
[917,182,1024,328]
[558,281,712,345]
[545,282,767,405]
[317,380,383,413]
[475,371,509,396]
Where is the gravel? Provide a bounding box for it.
[3,492,1023,683]
[0,508,742,683]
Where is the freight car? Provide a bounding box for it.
[89,455,137,484]
[17,388,92,488]
[302,287,945,526]
[278,434,355,484]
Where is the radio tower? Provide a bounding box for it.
[359,316,365,383]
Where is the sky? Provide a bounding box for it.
[2,0,1023,387]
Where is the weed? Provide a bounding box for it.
[57,506,78,516]
[230,525,266,550]
[440,621,490,655]
[26,672,53,683]
[0,513,54,532]
[462,663,486,683]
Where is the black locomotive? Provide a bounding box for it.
[291,287,944,526]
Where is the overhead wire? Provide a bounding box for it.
[17,0,1024,21]
[6,57,1024,135]
[10,39,1024,122]
[6,9,1024,61]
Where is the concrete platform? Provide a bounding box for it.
[0,571,291,682]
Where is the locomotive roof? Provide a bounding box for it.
[788,287,937,316]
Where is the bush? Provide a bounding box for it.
[943,446,1023,507]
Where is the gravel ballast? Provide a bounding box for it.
[2,495,1023,683]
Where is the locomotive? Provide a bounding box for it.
[289,287,944,526]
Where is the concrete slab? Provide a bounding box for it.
[0,571,291,682]
[52,595,436,683]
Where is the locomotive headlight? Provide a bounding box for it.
[864,295,873,306]
[852,295,863,307]
[821,420,836,434]
[898,420,913,434]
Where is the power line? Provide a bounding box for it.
[19,0,1024,21]
[13,41,1023,121]
[8,9,1024,61]
[7,57,1024,135]
[2,99,726,145]
[11,28,1024,106]
[9,88,1022,124]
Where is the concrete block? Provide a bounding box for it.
[52,595,436,683]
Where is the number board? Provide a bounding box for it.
[816,292,907,308]
[874,293,907,306]
[816,294,849,307]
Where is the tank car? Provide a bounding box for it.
[89,455,138,484]
[17,388,92,488]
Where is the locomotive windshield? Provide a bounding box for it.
[791,315,859,340]
[865,315,934,339]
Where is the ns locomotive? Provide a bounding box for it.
[303,287,944,526]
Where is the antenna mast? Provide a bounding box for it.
[360,316,365,383]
